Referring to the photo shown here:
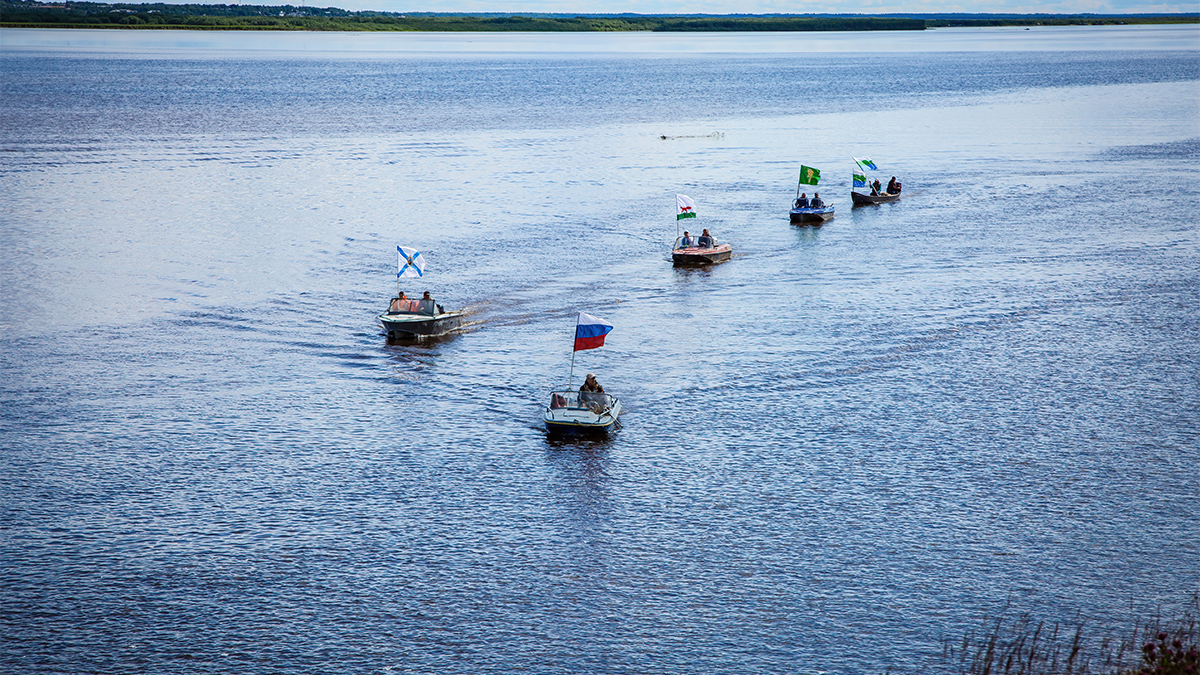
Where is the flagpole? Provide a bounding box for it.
[676,194,680,241]
[568,347,576,391]
[567,313,579,390]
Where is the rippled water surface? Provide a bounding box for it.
[2,26,1199,675]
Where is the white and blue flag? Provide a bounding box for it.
[397,246,425,278]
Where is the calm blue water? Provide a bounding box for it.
[2,25,1199,675]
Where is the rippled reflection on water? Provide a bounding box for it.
[2,28,1198,675]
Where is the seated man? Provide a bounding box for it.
[679,230,694,248]
[887,176,901,194]
[697,228,714,247]
[794,193,809,209]
[870,179,881,196]
[809,193,824,209]
[579,373,606,407]
[418,290,438,315]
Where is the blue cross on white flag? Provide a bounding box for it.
[397,246,425,278]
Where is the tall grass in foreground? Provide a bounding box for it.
[943,595,1198,675]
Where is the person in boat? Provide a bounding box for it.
[679,230,694,248]
[794,193,809,209]
[388,292,409,313]
[887,176,901,194]
[870,179,882,196]
[580,373,604,394]
[809,193,824,209]
[698,229,714,247]
[418,290,445,315]
[579,373,606,407]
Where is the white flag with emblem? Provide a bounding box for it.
[676,194,697,220]
[397,245,425,278]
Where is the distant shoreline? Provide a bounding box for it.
[2,15,928,32]
[2,2,1197,32]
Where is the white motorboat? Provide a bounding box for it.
[543,312,621,433]
[543,390,622,432]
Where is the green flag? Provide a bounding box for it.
[798,165,821,185]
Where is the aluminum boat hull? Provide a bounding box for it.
[851,191,900,206]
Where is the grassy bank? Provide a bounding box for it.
[945,595,1199,675]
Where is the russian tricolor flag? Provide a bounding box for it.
[574,312,613,352]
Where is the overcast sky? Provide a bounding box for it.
[316,0,1200,14]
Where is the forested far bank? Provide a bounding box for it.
[0,7,922,31]
[1,1,1196,31]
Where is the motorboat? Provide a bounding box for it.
[543,313,621,432]
[378,244,463,339]
[543,390,622,432]
[378,296,464,338]
[851,156,902,206]
[672,235,733,264]
[790,164,833,224]
[672,193,732,264]
[789,204,835,223]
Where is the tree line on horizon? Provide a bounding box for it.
[1,0,1195,31]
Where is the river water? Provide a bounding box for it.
[2,25,1198,675]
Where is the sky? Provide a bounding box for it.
[311,0,1200,14]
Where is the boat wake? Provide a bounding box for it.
[659,131,725,141]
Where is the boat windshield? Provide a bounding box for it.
[675,235,717,249]
[386,298,437,315]
[548,390,614,411]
